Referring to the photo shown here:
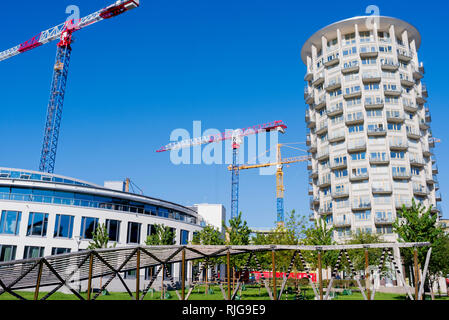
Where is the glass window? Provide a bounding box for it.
[0,245,17,262]
[51,247,71,255]
[147,224,157,236]
[23,246,45,259]
[54,214,74,238]
[0,211,21,235]
[80,217,99,239]
[180,230,189,245]
[127,222,141,244]
[27,212,48,237]
[106,219,121,242]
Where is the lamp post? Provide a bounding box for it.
[73,236,82,292]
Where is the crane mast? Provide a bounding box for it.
[157,120,287,220]
[0,0,140,173]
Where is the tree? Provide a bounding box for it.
[303,218,338,279]
[87,223,116,290]
[191,225,225,246]
[393,199,447,296]
[345,231,385,274]
[88,223,116,250]
[145,224,175,245]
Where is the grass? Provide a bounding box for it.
[1,285,448,300]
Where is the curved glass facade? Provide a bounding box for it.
[0,186,197,225]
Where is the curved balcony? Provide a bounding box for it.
[362,73,381,84]
[328,132,345,143]
[351,199,371,211]
[413,184,429,197]
[317,176,331,188]
[392,170,411,180]
[419,119,429,130]
[347,141,366,153]
[384,88,401,97]
[409,157,426,168]
[314,98,327,110]
[364,98,384,109]
[397,49,413,62]
[330,159,347,170]
[341,64,359,74]
[386,111,405,123]
[334,219,351,227]
[400,78,415,87]
[381,61,399,71]
[325,79,342,92]
[374,216,394,225]
[345,113,364,125]
[305,92,314,105]
[403,102,417,113]
[327,104,343,117]
[312,74,325,87]
[360,46,378,58]
[349,172,369,182]
[367,126,386,136]
[389,140,408,151]
[406,129,421,140]
[369,154,389,165]
[316,123,328,135]
[372,183,392,194]
[416,93,427,105]
[344,89,362,99]
[324,56,340,67]
[304,70,313,82]
[395,199,412,209]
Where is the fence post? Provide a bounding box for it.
[181,248,186,300]
[318,249,323,300]
[414,248,419,300]
[365,248,370,300]
[227,250,231,300]
[272,249,277,300]
[136,248,140,300]
[34,260,44,301]
[87,252,94,300]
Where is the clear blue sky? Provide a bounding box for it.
[0,0,447,228]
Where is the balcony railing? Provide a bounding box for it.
[331,159,347,169]
[395,199,412,208]
[364,98,384,109]
[397,49,413,61]
[345,113,364,125]
[348,140,367,152]
[341,62,359,74]
[406,128,421,140]
[362,72,381,83]
[316,122,328,135]
[325,79,342,91]
[327,104,343,116]
[403,101,417,113]
[386,110,405,122]
[374,216,394,224]
[369,154,390,164]
[332,189,349,198]
[413,184,429,196]
[367,126,386,136]
[334,219,351,227]
[328,131,345,142]
[389,140,408,150]
[392,170,411,180]
[409,157,426,167]
[349,172,369,181]
[317,176,332,187]
[352,199,371,210]
[372,183,392,194]
[380,60,399,71]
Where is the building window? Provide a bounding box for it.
[23,246,45,259]
[53,214,74,238]
[124,269,137,279]
[51,247,71,255]
[27,212,48,237]
[0,245,17,262]
[80,217,99,239]
[106,219,121,242]
[390,151,405,159]
[361,58,376,65]
[180,230,189,245]
[348,124,364,133]
[127,222,141,244]
[334,169,348,178]
[387,123,402,131]
[351,152,366,161]
[355,211,371,221]
[0,211,21,235]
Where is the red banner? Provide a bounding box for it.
[250,271,316,282]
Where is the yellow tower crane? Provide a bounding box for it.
[227,144,310,226]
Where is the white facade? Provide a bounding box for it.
[0,168,225,289]
[301,16,441,243]
[193,203,226,232]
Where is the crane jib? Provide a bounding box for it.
[18,33,43,53]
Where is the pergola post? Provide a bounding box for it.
[181,248,186,300]
[34,260,44,301]
[227,250,231,300]
[414,248,419,300]
[318,249,323,300]
[272,249,277,300]
[87,252,94,300]
[365,249,370,300]
[136,248,140,301]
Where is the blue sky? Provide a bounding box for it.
[0,0,448,228]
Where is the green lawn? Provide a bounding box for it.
[0,285,447,300]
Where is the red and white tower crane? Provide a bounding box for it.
[157,120,287,220]
[0,0,140,173]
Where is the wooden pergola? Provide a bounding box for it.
[0,242,431,300]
